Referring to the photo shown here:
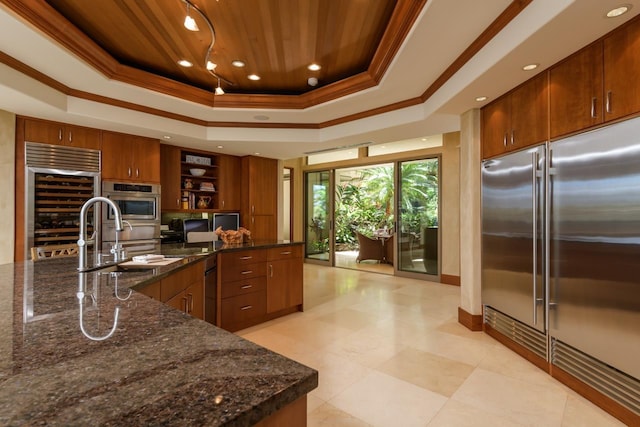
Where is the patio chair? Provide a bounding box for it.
[356,232,384,263]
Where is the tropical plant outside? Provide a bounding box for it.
[334,159,438,250]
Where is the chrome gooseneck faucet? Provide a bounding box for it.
[78,196,124,271]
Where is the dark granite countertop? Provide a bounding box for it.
[0,243,316,426]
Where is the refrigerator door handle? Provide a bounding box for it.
[532,151,539,326]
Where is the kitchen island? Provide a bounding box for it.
[0,247,317,426]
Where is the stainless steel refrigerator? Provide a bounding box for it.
[481,117,640,416]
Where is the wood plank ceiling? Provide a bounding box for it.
[37,0,406,107]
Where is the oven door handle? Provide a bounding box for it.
[113,239,160,247]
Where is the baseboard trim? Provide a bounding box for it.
[457,306,483,331]
[440,274,460,286]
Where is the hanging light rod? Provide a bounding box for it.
[180,0,234,90]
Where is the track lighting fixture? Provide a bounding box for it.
[215,78,225,95]
[183,2,199,31]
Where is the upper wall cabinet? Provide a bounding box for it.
[23,118,101,150]
[102,131,160,183]
[550,16,640,138]
[482,72,548,159]
[217,155,241,211]
[549,42,604,138]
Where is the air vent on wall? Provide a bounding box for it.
[25,142,100,172]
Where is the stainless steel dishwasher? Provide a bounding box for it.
[204,255,217,325]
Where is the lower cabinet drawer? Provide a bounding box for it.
[221,291,266,327]
[221,276,267,299]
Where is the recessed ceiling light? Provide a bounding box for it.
[308,63,321,71]
[421,138,427,141]
[607,4,631,17]
[178,59,193,67]
[217,145,223,149]
[254,115,269,121]
[248,74,261,81]
[162,135,171,140]
[254,152,261,155]
[475,96,488,102]
[522,63,539,71]
[231,60,245,67]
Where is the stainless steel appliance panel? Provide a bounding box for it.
[550,117,640,379]
[482,145,545,332]
[24,143,101,260]
[102,181,161,249]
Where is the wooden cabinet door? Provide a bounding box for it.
[66,126,101,150]
[248,214,277,240]
[131,136,160,183]
[160,144,182,210]
[24,119,64,145]
[251,157,278,215]
[549,42,604,139]
[604,17,640,122]
[101,132,131,180]
[102,132,160,182]
[24,119,100,149]
[166,291,188,313]
[267,257,303,313]
[185,279,204,320]
[510,72,548,149]
[217,155,241,210]
[481,96,510,159]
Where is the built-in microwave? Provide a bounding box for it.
[102,181,161,249]
[102,181,160,222]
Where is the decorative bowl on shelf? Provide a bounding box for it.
[190,168,206,176]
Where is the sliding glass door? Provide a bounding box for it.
[304,170,333,265]
[396,158,440,277]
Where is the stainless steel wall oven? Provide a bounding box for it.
[102,181,161,255]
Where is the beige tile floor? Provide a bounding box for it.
[238,264,626,427]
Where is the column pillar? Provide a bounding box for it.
[458,109,483,330]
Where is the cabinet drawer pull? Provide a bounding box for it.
[591,97,597,118]
[510,130,514,145]
[240,256,253,260]
[503,133,507,147]
[280,251,292,255]
[269,264,273,278]
[606,91,612,114]
[241,284,253,289]
[68,131,73,143]
[187,293,194,313]
[58,128,63,141]
[240,305,253,311]
[241,270,253,275]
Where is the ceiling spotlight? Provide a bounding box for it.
[206,61,217,71]
[522,63,539,71]
[307,77,318,87]
[248,74,261,81]
[178,59,193,67]
[184,2,199,31]
[308,63,321,71]
[215,78,225,95]
[607,4,631,17]
[231,60,246,68]
[475,96,487,102]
